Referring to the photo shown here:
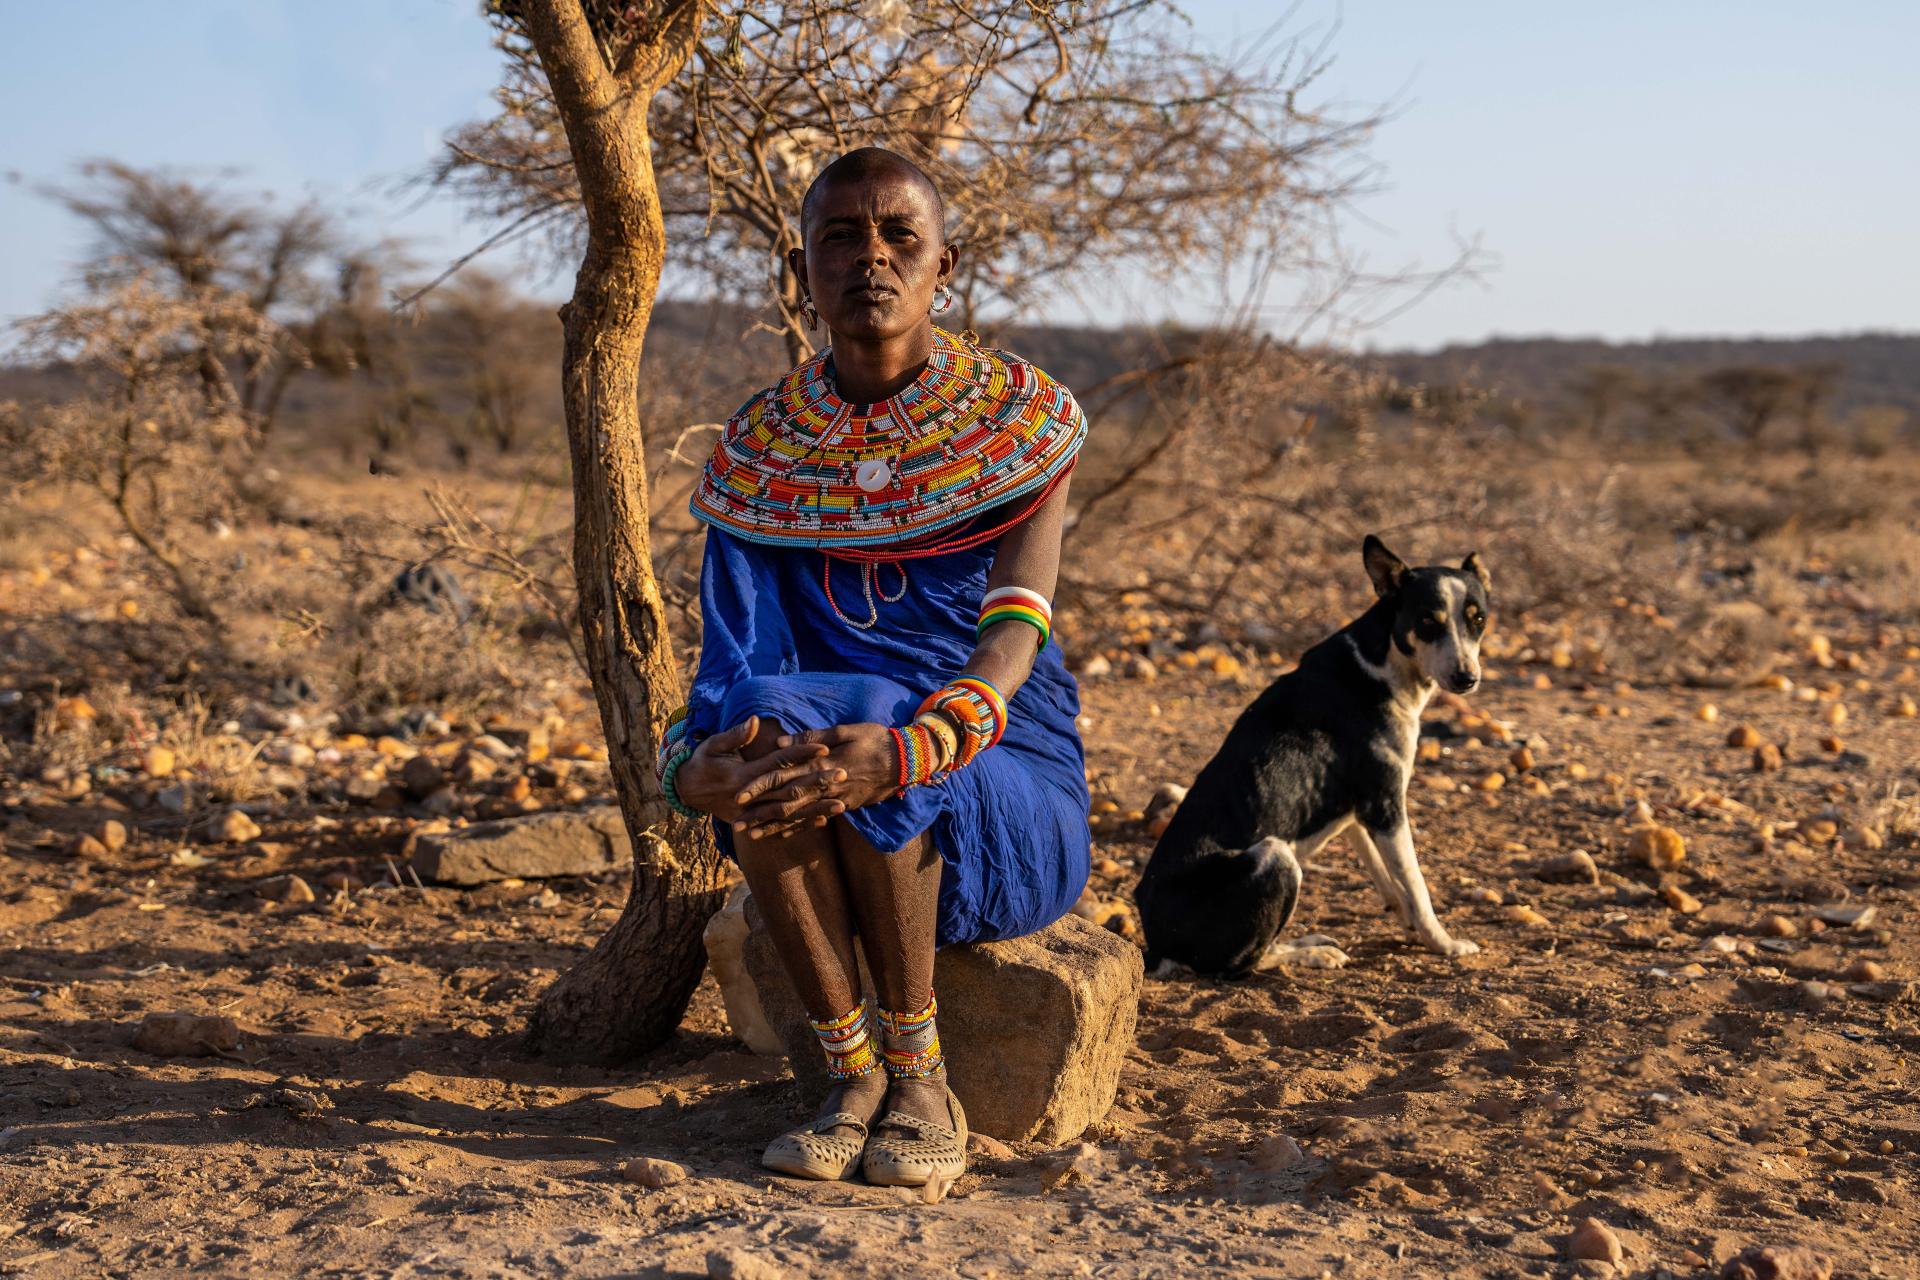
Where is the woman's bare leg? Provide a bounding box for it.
[834,821,951,1129]
[734,723,886,1134]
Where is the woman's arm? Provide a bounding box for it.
[957,472,1072,702]
[733,475,1074,839]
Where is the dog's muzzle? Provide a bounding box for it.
[1449,669,1480,693]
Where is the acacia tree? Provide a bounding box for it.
[11,274,276,625]
[48,161,335,445]
[488,0,724,1063]
[443,0,1382,365]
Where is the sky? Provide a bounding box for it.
[2,1,1915,351]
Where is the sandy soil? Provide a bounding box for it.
[4,475,1919,1278]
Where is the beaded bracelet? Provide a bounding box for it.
[659,744,703,819]
[978,586,1052,649]
[656,705,704,819]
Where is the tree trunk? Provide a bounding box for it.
[515,0,726,1064]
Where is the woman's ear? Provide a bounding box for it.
[938,242,961,288]
[787,246,809,295]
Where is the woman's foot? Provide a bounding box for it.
[761,1070,889,1181]
[875,1066,952,1131]
[863,1069,968,1187]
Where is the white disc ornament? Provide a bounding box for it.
[855,459,893,493]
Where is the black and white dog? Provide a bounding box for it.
[1135,535,1492,975]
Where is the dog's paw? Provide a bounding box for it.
[1259,938,1350,970]
[1430,937,1481,958]
[1285,944,1351,970]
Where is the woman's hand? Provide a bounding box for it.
[672,716,843,828]
[732,722,900,840]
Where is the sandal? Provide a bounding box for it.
[761,1111,870,1181]
[860,1085,968,1187]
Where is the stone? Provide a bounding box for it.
[1504,904,1551,927]
[1630,825,1686,871]
[967,1132,1016,1160]
[1251,1134,1304,1172]
[1077,654,1112,679]
[1760,914,1798,938]
[1567,1218,1623,1265]
[469,734,517,761]
[1533,850,1599,884]
[1660,884,1703,914]
[212,809,261,843]
[70,834,108,858]
[701,884,785,1057]
[98,819,128,852]
[1719,1245,1832,1280]
[706,1248,785,1280]
[1812,904,1876,929]
[620,1156,687,1188]
[400,754,445,799]
[410,806,630,885]
[738,895,1141,1144]
[132,1012,242,1057]
[257,874,316,905]
[1753,743,1784,772]
[448,750,497,786]
[141,745,176,778]
[1841,959,1885,982]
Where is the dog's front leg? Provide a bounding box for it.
[1346,825,1413,927]
[1367,819,1479,958]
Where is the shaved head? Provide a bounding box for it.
[800,146,946,240]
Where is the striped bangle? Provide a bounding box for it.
[915,675,1008,769]
[978,586,1051,648]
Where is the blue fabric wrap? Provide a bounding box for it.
[686,525,1092,947]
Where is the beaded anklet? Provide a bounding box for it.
[810,1001,877,1080]
[978,586,1052,649]
[875,991,944,1079]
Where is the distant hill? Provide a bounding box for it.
[1372,332,1920,422]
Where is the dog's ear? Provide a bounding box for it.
[1462,552,1491,593]
[1362,534,1408,598]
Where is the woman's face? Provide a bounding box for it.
[792,172,957,345]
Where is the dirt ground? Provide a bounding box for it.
[3,452,1918,1278]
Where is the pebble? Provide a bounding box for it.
[1077,654,1112,679]
[400,755,445,799]
[1125,655,1156,681]
[967,1132,1015,1160]
[1726,724,1762,748]
[1630,825,1687,871]
[141,745,176,778]
[212,809,261,843]
[620,1156,687,1188]
[1476,771,1506,791]
[1504,904,1551,928]
[1719,1244,1833,1280]
[257,874,316,905]
[70,833,108,858]
[1251,1134,1304,1172]
[1752,742,1784,772]
[1841,959,1885,982]
[706,1248,786,1280]
[469,734,516,761]
[131,1012,242,1058]
[1660,884,1703,915]
[1466,886,1505,905]
[155,784,191,815]
[1532,850,1599,884]
[1812,904,1876,929]
[98,819,128,851]
[1567,1217,1622,1265]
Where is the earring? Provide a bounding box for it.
[930,285,954,317]
[801,296,819,331]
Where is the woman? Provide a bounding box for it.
[663,147,1091,1187]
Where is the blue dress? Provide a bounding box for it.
[684,526,1092,947]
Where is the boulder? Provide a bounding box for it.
[410,806,629,885]
[729,891,1141,1144]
